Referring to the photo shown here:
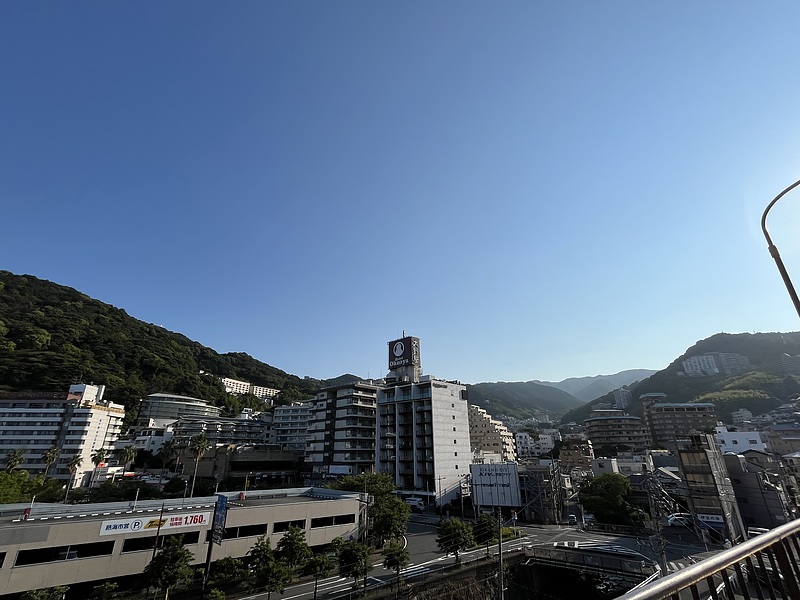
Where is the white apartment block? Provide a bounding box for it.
[468,405,516,462]
[714,426,767,454]
[682,354,720,376]
[533,432,558,455]
[0,384,124,487]
[731,408,754,426]
[306,382,377,479]
[220,377,280,402]
[515,432,532,458]
[272,402,312,453]
[137,392,221,426]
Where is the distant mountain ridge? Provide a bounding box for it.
[559,332,800,425]
[534,369,658,402]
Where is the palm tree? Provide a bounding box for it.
[188,433,211,497]
[65,455,83,503]
[41,447,60,479]
[119,445,137,477]
[5,448,25,472]
[90,448,108,488]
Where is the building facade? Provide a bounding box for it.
[583,409,649,452]
[271,402,312,453]
[375,336,472,508]
[641,395,718,451]
[136,392,221,426]
[0,384,124,487]
[306,381,378,480]
[468,405,516,462]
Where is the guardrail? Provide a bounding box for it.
[616,518,800,600]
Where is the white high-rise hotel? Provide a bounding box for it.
[375,336,471,508]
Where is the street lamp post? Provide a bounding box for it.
[762,178,800,319]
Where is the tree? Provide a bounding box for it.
[248,535,293,600]
[371,495,411,545]
[119,445,137,477]
[382,542,410,593]
[20,586,69,600]
[209,556,248,589]
[207,589,226,600]
[90,448,108,488]
[89,581,118,600]
[305,554,334,600]
[64,454,83,502]
[188,433,211,497]
[578,473,637,525]
[436,518,475,564]
[336,540,372,591]
[41,447,60,479]
[276,525,312,571]
[473,513,499,555]
[5,448,24,472]
[143,536,194,600]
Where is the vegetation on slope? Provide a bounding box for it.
[0,271,343,414]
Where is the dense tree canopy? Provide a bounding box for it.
[578,473,638,525]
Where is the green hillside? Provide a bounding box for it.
[466,380,583,420]
[0,271,350,415]
[560,332,800,424]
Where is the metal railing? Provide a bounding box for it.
[616,518,800,600]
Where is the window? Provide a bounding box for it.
[273,520,306,533]
[454,452,458,456]
[453,427,456,431]
[452,415,455,420]
[17,541,115,565]
[454,440,457,444]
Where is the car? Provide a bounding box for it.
[567,515,578,525]
[668,516,691,527]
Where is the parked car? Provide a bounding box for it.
[668,515,691,527]
[567,514,578,525]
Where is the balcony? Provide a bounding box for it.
[616,518,800,600]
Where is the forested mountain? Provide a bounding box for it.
[466,381,584,420]
[0,271,354,416]
[534,369,657,402]
[559,332,800,424]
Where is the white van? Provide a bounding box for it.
[405,497,426,512]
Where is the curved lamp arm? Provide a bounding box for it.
[762,178,800,319]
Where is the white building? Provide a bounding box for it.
[0,384,125,487]
[220,377,280,402]
[731,408,754,426]
[515,432,532,458]
[137,392,221,426]
[272,402,312,453]
[468,405,516,462]
[375,336,472,508]
[682,354,720,376]
[714,425,767,454]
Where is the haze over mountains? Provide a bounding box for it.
[2,271,800,426]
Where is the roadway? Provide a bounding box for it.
[240,518,717,600]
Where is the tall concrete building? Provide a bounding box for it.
[583,409,649,453]
[468,405,516,462]
[641,394,718,451]
[0,384,124,487]
[271,402,312,453]
[376,336,471,508]
[306,381,378,480]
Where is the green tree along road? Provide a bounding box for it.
[336,540,372,591]
[305,553,335,600]
[382,541,410,593]
[578,473,638,525]
[436,518,475,564]
[142,536,194,600]
[276,525,312,571]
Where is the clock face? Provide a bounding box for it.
[393,341,405,357]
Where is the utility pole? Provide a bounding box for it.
[497,507,504,600]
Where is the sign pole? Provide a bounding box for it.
[203,494,229,595]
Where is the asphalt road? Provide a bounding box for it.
[240,519,716,600]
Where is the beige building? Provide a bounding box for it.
[0,487,362,596]
[583,409,649,453]
[641,394,718,451]
[468,405,516,462]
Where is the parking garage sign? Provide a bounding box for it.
[99,512,210,535]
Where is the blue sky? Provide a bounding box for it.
[4,3,800,384]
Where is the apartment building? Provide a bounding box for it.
[714,426,767,454]
[375,336,472,508]
[515,432,532,458]
[220,377,280,402]
[271,402,312,453]
[468,404,516,462]
[641,394,718,451]
[0,384,124,487]
[136,392,221,426]
[306,381,378,479]
[583,409,649,452]
[171,414,270,449]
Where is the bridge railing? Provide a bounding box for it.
[616,518,800,600]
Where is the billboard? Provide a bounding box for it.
[99,512,210,536]
[388,336,420,369]
[470,463,521,508]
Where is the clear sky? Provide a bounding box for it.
[4,3,800,385]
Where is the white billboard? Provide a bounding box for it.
[100,512,210,536]
[471,463,521,507]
